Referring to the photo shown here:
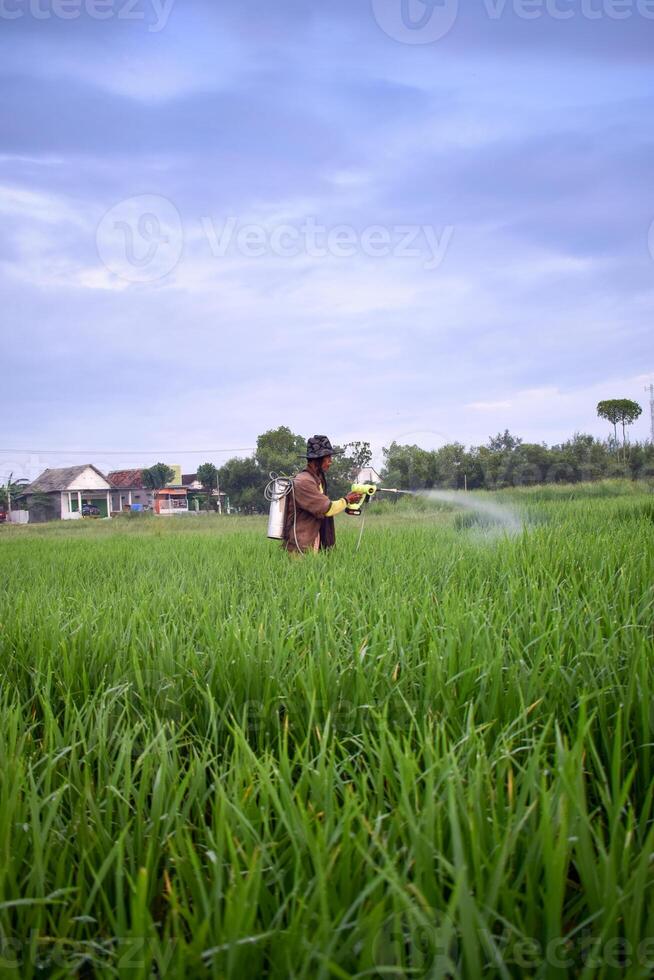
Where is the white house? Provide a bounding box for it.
[356,466,382,485]
[24,465,113,522]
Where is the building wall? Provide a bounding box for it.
[155,493,188,515]
[158,503,189,515]
[131,490,153,507]
[61,492,74,519]
[62,492,108,519]
[67,468,111,491]
[110,490,154,512]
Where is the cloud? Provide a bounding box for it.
[1,0,653,475]
[0,184,83,225]
[467,400,513,411]
[462,376,654,446]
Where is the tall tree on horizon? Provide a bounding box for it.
[597,400,642,460]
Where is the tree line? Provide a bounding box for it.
[382,429,653,493]
[191,406,652,513]
[191,428,373,514]
[4,400,648,517]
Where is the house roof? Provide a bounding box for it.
[356,466,382,484]
[182,473,197,485]
[26,465,110,493]
[108,469,145,489]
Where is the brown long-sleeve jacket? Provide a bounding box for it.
[282,468,345,553]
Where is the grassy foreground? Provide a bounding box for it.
[0,482,653,978]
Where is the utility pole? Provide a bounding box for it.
[646,384,654,443]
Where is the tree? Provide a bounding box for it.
[344,441,373,471]
[597,400,622,444]
[553,433,609,483]
[597,400,642,461]
[381,442,438,490]
[141,463,175,509]
[197,462,219,512]
[488,430,522,453]
[217,457,262,513]
[433,443,468,489]
[256,426,306,476]
[0,473,29,515]
[327,441,374,498]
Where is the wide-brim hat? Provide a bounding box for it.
[301,435,344,459]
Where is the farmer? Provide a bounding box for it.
[282,435,362,554]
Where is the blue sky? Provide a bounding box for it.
[1,0,653,480]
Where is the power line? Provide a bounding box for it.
[0,447,256,455]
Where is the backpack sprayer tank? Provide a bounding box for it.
[264,475,293,540]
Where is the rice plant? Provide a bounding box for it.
[0,480,652,978]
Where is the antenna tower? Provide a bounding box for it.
[646,383,654,443]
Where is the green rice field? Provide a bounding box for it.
[0,480,653,978]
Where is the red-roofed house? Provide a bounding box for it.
[108,469,152,514]
[108,468,189,516]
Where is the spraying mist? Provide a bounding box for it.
[420,490,524,537]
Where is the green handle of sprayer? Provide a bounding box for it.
[346,483,376,516]
[350,483,377,497]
